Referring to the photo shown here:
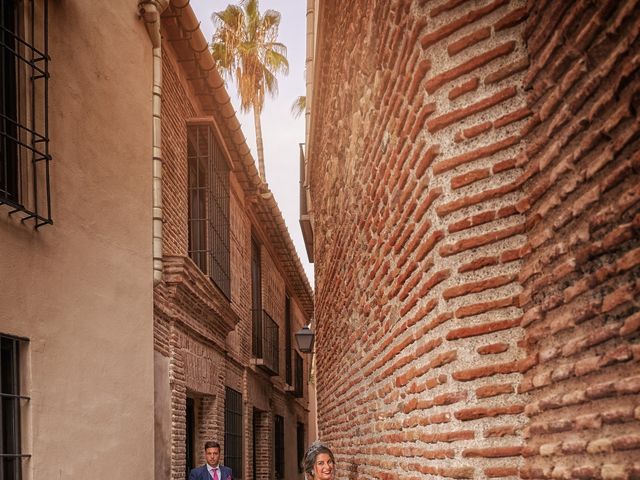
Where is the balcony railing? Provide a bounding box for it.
[293,351,304,398]
[251,309,279,375]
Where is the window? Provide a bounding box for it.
[294,351,304,398]
[185,397,196,479]
[250,239,278,375]
[252,409,259,480]
[251,238,262,358]
[285,295,292,386]
[187,124,230,298]
[1,0,18,202]
[224,387,242,479]
[0,0,52,227]
[274,415,284,480]
[1,334,29,480]
[296,423,305,473]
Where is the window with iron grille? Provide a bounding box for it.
[274,415,284,480]
[293,351,303,398]
[251,309,279,376]
[250,237,278,376]
[1,334,30,480]
[1,0,52,227]
[224,387,242,479]
[187,124,230,299]
[251,238,262,357]
[284,295,292,386]
[296,422,305,473]
[185,397,196,479]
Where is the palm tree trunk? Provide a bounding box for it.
[253,104,266,181]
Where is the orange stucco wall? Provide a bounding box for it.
[0,1,155,478]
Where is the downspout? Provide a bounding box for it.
[138,0,170,285]
[305,0,319,442]
[304,0,315,223]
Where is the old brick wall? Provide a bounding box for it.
[254,409,274,480]
[160,48,194,259]
[310,0,639,478]
[229,193,253,361]
[517,1,640,478]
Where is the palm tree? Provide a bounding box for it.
[290,95,306,118]
[211,0,289,181]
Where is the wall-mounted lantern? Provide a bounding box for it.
[295,325,315,353]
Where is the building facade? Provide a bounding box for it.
[0,0,155,478]
[1,2,313,480]
[154,3,314,480]
[306,0,639,478]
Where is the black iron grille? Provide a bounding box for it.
[0,0,51,227]
[284,295,292,386]
[252,306,261,359]
[187,124,231,299]
[224,387,242,479]
[293,351,303,398]
[251,309,279,376]
[1,334,30,480]
[185,397,196,479]
[274,415,284,479]
[251,238,262,357]
[296,422,305,473]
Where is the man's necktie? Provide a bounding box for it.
[212,469,219,480]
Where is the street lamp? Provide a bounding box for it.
[295,325,315,353]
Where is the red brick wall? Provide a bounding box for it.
[262,245,287,326]
[161,49,194,258]
[310,0,639,478]
[229,191,253,361]
[254,409,273,480]
[518,1,640,478]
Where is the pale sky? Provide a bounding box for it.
[189,0,314,285]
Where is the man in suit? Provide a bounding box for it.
[189,441,233,480]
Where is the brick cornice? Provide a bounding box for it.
[161,255,241,335]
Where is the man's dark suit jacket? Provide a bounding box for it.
[188,465,232,480]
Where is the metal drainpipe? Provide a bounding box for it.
[305,0,314,148]
[138,0,169,285]
[304,0,315,226]
[305,0,319,442]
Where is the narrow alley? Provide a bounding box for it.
[1,1,638,480]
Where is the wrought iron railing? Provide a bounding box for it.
[251,309,279,375]
[187,124,230,299]
[285,295,292,386]
[1,333,31,480]
[0,0,52,228]
[224,387,243,478]
[274,415,285,479]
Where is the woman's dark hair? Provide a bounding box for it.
[303,441,335,477]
